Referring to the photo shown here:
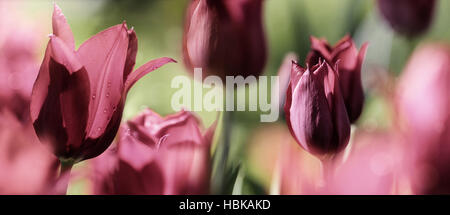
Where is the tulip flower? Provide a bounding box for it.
[92,109,215,195]
[377,0,436,37]
[396,44,450,194]
[182,0,266,80]
[0,110,58,194]
[30,5,176,165]
[306,36,368,123]
[284,60,350,159]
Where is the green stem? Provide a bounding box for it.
[213,87,235,194]
[57,160,74,195]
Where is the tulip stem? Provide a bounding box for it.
[213,87,236,194]
[56,160,74,195]
[320,156,336,191]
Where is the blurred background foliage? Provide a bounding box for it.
[7,0,450,194]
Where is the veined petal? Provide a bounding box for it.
[124,57,176,92]
[52,4,75,50]
[77,23,130,138]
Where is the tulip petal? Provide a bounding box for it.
[52,4,75,50]
[322,64,351,153]
[289,66,333,155]
[49,36,82,73]
[31,37,90,158]
[124,57,176,92]
[77,23,129,138]
[124,29,137,81]
[117,131,156,171]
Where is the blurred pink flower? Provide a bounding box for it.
[92,109,215,195]
[182,0,267,80]
[0,110,58,194]
[396,44,450,194]
[377,0,436,37]
[0,2,41,122]
[30,5,176,162]
[306,36,368,123]
[284,60,350,158]
[326,131,402,195]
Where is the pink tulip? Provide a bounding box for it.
[306,36,368,123]
[0,110,58,194]
[284,60,350,158]
[92,109,215,195]
[30,5,176,163]
[396,44,450,194]
[182,0,267,80]
[377,0,436,37]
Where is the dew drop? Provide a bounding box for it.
[106,92,110,98]
[103,108,107,113]
[92,95,96,100]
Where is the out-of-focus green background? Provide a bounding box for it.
[6,0,450,194]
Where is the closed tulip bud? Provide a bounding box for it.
[377,0,436,37]
[307,36,368,123]
[182,0,266,80]
[92,109,215,195]
[284,60,351,158]
[396,44,450,194]
[30,5,176,163]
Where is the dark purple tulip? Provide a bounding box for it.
[92,109,215,195]
[307,36,368,123]
[30,5,176,163]
[377,0,437,36]
[396,44,450,194]
[284,60,350,158]
[182,0,266,80]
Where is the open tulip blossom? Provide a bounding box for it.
[30,5,176,165]
[92,109,215,195]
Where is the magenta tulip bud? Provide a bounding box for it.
[182,0,267,80]
[92,109,215,195]
[284,60,351,158]
[377,0,436,37]
[396,44,450,194]
[30,5,176,163]
[306,36,368,123]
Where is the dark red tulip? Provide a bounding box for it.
[307,36,368,123]
[0,110,59,194]
[284,60,350,158]
[30,5,176,163]
[92,109,215,195]
[377,0,436,37]
[396,44,450,194]
[182,0,266,80]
